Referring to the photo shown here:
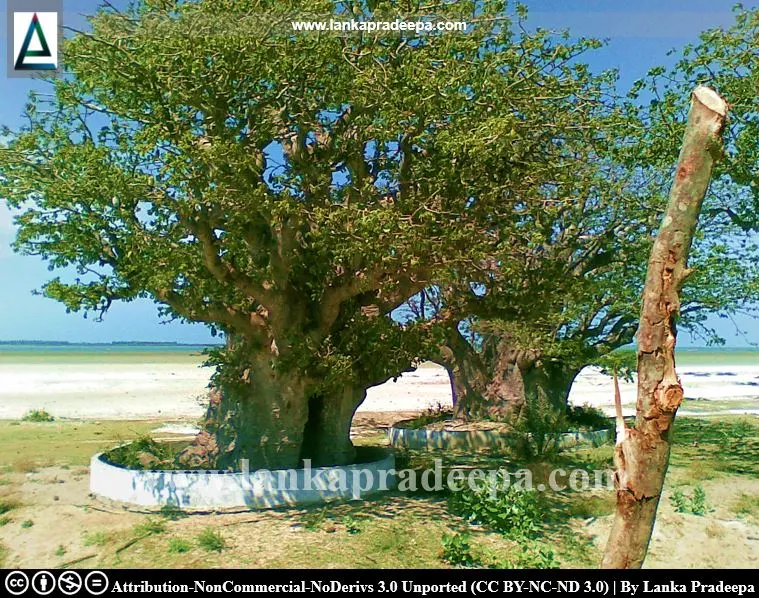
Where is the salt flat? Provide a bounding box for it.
[0,355,757,420]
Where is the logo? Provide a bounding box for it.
[58,571,83,596]
[13,11,58,71]
[4,571,29,596]
[30,571,56,596]
[84,571,109,596]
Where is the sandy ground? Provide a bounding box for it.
[1,464,757,569]
[0,360,758,420]
[584,477,759,569]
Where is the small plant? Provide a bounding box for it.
[448,472,544,540]
[690,485,709,516]
[566,404,611,432]
[733,493,759,519]
[440,532,481,568]
[405,404,454,429]
[21,409,55,422]
[105,436,175,470]
[167,538,192,554]
[501,543,559,569]
[0,517,10,527]
[20,519,34,529]
[301,507,328,531]
[83,531,108,546]
[55,545,66,557]
[0,497,20,515]
[342,515,362,535]
[135,518,167,536]
[671,488,688,513]
[197,528,225,552]
[509,392,567,460]
[670,485,711,516]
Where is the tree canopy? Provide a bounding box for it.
[0,0,639,468]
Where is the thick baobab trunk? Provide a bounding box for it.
[185,350,367,470]
[444,330,578,420]
[602,86,727,569]
[440,327,490,420]
[214,356,311,470]
[300,387,365,466]
[520,361,578,413]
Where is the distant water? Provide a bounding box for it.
[0,342,220,355]
[0,342,755,361]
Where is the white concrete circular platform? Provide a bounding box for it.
[387,425,611,451]
[90,447,396,509]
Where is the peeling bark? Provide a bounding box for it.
[601,86,727,569]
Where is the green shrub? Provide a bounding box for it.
[135,518,167,536]
[448,472,544,540]
[501,543,559,569]
[510,392,567,460]
[671,488,688,513]
[83,531,108,546]
[105,436,174,470]
[671,485,711,516]
[690,485,709,516]
[405,404,454,429]
[566,404,611,432]
[21,409,54,422]
[20,519,33,529]
[197,528,225,552]
[167,538,192,554]
[300,507,328,531]
[440,532,481,568]
[0,497,20,515]
[55,545,66,557]
[342,515,362,535]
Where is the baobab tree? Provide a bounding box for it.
[1,0,627,468]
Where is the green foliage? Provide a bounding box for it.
[404,404,454,429]
[671,488,688,513]
[510,392,567,460]
[593,349,637,383]
[690,485,709,516]
[0,498,20,516]
[21,409,55,422]
[20,519,33,529]
[440,532,482,568]
[135,518,167,536]
[105,437,175,470]
[55,545,67,557]
[167,538,192,554]
[0,0,652,420]
[448,473,543,540]
[342,515,362,535]
[501,543,559,569]
[733,493,759,520]
[565,405,612,435]
[83,531,108,546]
[300,507,329,532]
[671,485,711,516]
[196,528,226,552]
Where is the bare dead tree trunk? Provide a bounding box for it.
[601,86,727,568]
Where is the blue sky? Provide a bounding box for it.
[0,0,757,345]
